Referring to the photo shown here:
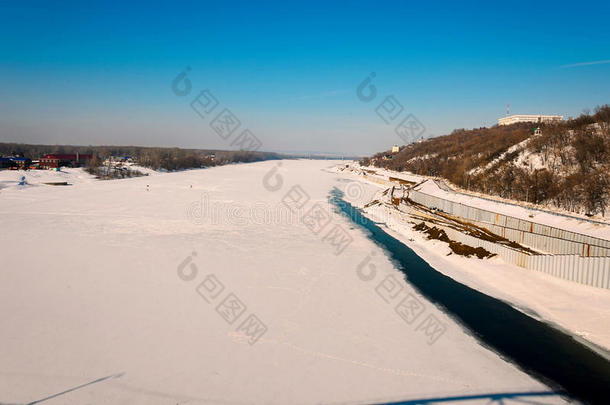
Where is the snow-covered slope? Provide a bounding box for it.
[0,167,96,190]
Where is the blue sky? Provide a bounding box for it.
[1,0,609,155]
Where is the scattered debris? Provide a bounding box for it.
[404,197,538,254]
[413,222,496,259]
[363,199,380,208]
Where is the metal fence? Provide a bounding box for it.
[466,219,610,257]
[400,212,610,289]
[432,179,610,227]
[393,190,610,289]
[407,189,610,253]
[362,172,610,288]
[387,209,532,268]
[528,255,610,289]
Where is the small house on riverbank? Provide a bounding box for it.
[40,153,93,169]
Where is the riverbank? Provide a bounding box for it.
[334,164,610,354]
[331,190,610,404]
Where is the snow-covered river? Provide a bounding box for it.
[0,160,595,404]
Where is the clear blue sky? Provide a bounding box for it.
[1,0,609,155]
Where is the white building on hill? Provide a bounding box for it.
[498,114,563,126]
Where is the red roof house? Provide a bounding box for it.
[40,153,93,169]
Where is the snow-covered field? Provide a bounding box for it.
[0,161,565,404]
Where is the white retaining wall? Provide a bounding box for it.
[394,197,610,289]
[432,216,609,289]
[408,189,610,255]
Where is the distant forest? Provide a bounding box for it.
[363,105,610,216]
[0,144,282,171]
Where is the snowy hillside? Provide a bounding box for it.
[365,106,610,218]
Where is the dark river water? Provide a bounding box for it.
[330,189,610,404]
